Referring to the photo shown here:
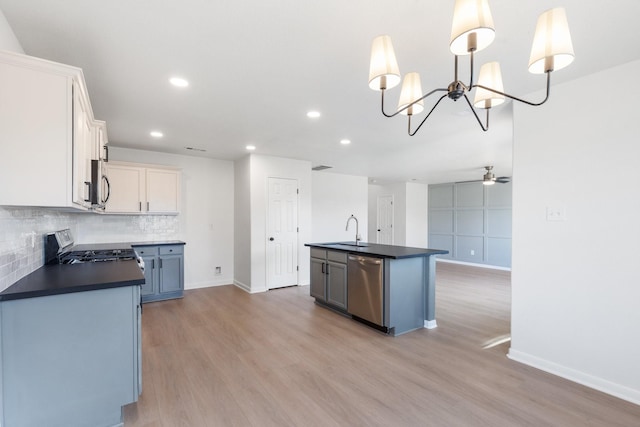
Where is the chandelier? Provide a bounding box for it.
[368,0,575,135]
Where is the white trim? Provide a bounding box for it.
[508,348,640,406]
[436,258,511,271]
[424,320,438,329]
[185,278,232,290]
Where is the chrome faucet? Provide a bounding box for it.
[345,214,361,245]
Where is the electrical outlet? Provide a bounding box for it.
[470,249,475,256]
[546,206,566,221]
[215,266,221,275]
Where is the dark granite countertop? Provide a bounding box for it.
[305,242,448,259]
[67,240,185,252]
[0,260,145,302]
[130,240,186,247]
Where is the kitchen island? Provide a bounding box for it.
[0,260,144,427]
[305,242,448,336]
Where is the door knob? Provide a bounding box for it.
[269,237,274,241]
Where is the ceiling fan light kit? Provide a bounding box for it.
[368,0,575,135]
[483,166,496,185]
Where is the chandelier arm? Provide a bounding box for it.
[381,88,448,118]
[408,94,449,136]
[472,72,552,107]
[462,94,489,132]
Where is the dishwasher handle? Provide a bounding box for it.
[348,255,382,265]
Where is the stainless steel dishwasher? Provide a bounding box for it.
[347,254,384,327]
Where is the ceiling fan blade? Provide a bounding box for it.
[455,179,482,184]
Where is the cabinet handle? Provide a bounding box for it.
[321,262,325,274]
[151,259,155,269]
[147,201,150,211]
[159,258,163,269]
[326,264,330,275]
[84,181,91,202]
[139,201,142,211]
[103,145,109,162]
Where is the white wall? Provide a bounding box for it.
[0,8,23,53]
[509,60,640,404]
[242,155,312,292]
[405,182,428,247]
[108,147,235,289]
[311,172,368,243]
[368,182,428,247]
[233,155,251,289]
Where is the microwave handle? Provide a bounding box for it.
[102,175,111,204]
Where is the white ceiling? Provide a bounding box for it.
[1,0,638,184]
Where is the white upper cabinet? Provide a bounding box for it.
[146,168,180,213]
[0,50,99,209]
[104,162,181,215]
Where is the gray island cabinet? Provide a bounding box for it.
[0,260,144,427]
[310,248,348,310]
[305,242,448,336]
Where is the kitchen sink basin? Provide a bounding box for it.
[329,242,369,247]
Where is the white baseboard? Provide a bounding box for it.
[233,280,251,293]
[437,258,511,271]
[185,278,232,290]
[508,348,640,406]
[424,320,438,329]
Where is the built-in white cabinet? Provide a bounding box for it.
[104,161,181,214]
[0,50,101,209]
[93,119,109,162]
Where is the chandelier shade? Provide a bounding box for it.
[528,7,575,74]
[450,0,495,55]
[473,62,505,108]
[368,35,401,91]
[369,2,574,135]
[397,72,425,115]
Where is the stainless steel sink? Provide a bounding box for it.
[330,242,369,247]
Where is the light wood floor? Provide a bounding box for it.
[124,263,640,426]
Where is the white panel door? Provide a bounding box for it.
[267,178,298,289]
[377,195,394,244]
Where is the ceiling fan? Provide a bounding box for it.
[457,166,511,185]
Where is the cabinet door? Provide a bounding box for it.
[72,82,93,208]
[146,168,180,213]
[139,255,157,296]
[94,120,108,162]
[310,257,326,301]
[159,255,183,293]
[327,261,347,310]
[104,164,145,213]
[0,56,72,207]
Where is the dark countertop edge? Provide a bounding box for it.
[130,240,186,247]
[305,242,449,259]
[0,260,145,302]
[0,278,144,302]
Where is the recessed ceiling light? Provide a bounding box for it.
[246,145,256,151]
[150,131,164,138]
[307,111,321,118]
[340,139,351,145]
[169,77,189,88]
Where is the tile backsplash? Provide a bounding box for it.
[0,207,180,291]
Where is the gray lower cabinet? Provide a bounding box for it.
[134,244,184,303]
[0,286,140,427]
[310,248,347,310]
